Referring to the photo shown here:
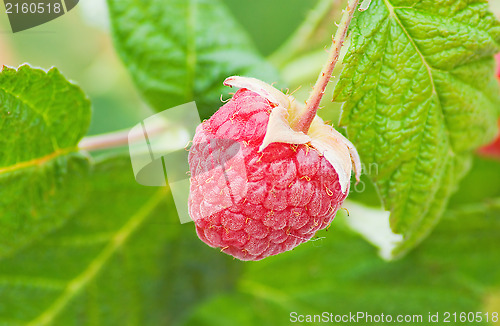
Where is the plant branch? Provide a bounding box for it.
[293,0,360,134]
[79,129,131,151]
[78,123,167,151]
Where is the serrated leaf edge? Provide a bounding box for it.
[0,64,91,174]
[363,0,450,234]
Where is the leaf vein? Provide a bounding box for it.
[0,148,74,175]
[26,189,166,326]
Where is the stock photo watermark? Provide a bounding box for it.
[289,311,499,324]
[2,0,79,32]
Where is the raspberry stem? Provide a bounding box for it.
[293,0,361,134]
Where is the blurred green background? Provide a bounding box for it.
[0,0,339,136]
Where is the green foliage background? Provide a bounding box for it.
[0,0,499,325]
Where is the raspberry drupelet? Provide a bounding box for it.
[188,77,361,261]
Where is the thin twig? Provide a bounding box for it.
[78,129,131,151]
[78,122,167,151]
[293,0,360,134]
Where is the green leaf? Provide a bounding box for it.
[184,203,500,326]
[0,156,241,326]
[107,0,280,120]
[0,65,91,259]
[333,0,500,257]
[222,0,319,58]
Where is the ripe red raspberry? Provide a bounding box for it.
[188,77,360,261]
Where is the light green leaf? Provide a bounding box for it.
[107,0,280,119]
[0,65,91,259]
[333,0,500,257]
[184,201,500,326]
[0,156,241,326]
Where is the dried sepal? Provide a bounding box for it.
[223,76,361,194]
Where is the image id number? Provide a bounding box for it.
[5,2,62,14]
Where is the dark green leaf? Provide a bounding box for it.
[107,0,280,119]
[333,0,500,257]
[0,65,91,259]
[184,201,500,326]
[0,156,241,325]
[222,0,317,56]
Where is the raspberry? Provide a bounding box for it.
[188,77,361,261]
